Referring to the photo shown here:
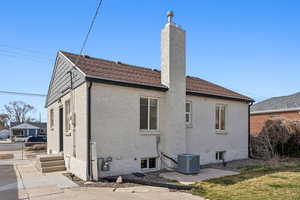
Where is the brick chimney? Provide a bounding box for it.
[161,11,186,164]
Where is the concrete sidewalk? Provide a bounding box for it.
[0,156,78,200]
[0,151,205,200]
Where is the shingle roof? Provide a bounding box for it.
[251,92,300,113]
[10,122,47,129]
[61,51,253,102]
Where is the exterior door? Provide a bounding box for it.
[59,107,64,152]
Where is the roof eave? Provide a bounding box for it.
[251,107,300,115]
[85,76,168,92]
[85,76,253,103]
[187,90,254,103]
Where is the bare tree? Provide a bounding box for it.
[4,101,36,124]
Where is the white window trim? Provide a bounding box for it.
[215,104,227,134]
[140,157,158,171]
[50,109,54,130]
[140,96,159,133]
[65,99,71,135]
[186,101,192,127]
[216,151,226,161]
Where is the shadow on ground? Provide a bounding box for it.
[0,164,19,200]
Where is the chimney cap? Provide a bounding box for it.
[167,10,174,23]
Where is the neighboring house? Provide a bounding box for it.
[10,122,47,138]
[0,129,10,139]
[0,114,6,131]
[250,92,300,135]
[45,13,253,181]
[0,123,4,131]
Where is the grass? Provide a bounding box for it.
[192,161,300,200]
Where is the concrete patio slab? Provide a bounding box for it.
[160,168,240,185]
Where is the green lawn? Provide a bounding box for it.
[192,161,300,200]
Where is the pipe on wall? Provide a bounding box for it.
[87,82,93,180]
[248,102,254,158]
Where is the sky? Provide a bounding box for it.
[0,0,300,122]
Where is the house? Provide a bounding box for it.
[0,114,7,131]
[0,129,10,139]
[46,12,253,181]
[250,92,300,135]
[10,122,47,138]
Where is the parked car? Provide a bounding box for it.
[25,136,47,147]
[14,136,28,142]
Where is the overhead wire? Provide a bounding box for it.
[0,90,46,97]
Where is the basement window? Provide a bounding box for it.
[141,159,148,169]
[216,151,226,161]
[141,157,157,169]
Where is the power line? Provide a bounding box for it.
[0,50,52,61]
[0,90,46,97]
[0,52,52,64]
[0,44,54,56]
[0,49,52,60]
[79,0,103,56]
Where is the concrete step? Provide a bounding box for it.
[41,165,66,173]
[36,154,66,173]
[38,160,65,168]
[38,155,64,162]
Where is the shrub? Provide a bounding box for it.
[25,144,47,151]
[250,117,300,159]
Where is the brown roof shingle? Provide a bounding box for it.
[61,51,253,102]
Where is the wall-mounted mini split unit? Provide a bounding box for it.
[177,154,200,174]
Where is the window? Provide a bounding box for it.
[65,100,71,132]
[50,109,54,128]
[140,97,158,131]
[215,104,226,131]
[141,159,148,169]
[141,157,157,169]
[186,102,192,125]
[149,158,156,168]
[216,151,226,160]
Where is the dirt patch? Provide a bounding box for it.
[63,173,140,188]
[120,170,179,184]
[0,153,13,159]
[25,144,47,151]
[102,170,199,190]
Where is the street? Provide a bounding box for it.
[0,143,23,151]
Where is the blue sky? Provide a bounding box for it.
[1,0,300,121]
